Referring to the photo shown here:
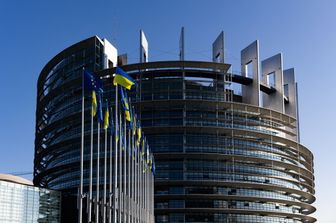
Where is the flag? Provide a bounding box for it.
[92,91,97,116]
[128,102,133,129]
[84,70,96,91]
[132,111,137,136]
[120,87,131,122]
[97,92,103,124]
[84,70,104,121]
[113,67,136,90]
[146,144,150,164]
[121,125,125,151]
[132,146,137,161]
[109,107,115,135]
[84,70,103,94]
[141,137,145,157]
[115,121,119,144]
[149,153,153,170]
[137,121,142,146]
[116,131,119,145]
[103,101,109,130]
[152,158,156,176]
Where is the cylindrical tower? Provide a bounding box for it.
[34,36,120,222]
[99,61,316,223]
[34,36,109,191]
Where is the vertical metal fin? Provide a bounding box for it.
[241,40,260,106]
[179,27,185,61]
[140,30,149,63]
[212,31,224,63]
[261,53,284,113]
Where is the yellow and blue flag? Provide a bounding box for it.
[97,92,103,124]
[92,91,97,116]
[132,111,137,136]
[121,126,125,151]
[103,101,109,130]
[141,137,145,157]
[120,87,131,122]
[146,144,150,164]
[113,67,136,90]
[115,123,119,144]
[137,121,142,146]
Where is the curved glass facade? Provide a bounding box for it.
[34,36,107,192]
[110,61,316,223]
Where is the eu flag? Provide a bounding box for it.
[84,70,103,93]
[84,70,104,122]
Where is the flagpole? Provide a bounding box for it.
[96,122,101,223]
[145,157,148,223]
[123,116,127,223]
[103,125,107,223]
[108,131,113,223]
[132,134,138,222]
[137,141,140,223]
[133,127,136,223]
[133,132,136,223]
[119,112,122,223]
[79,68,85,223]
[88,94,94,223]
[139,142,142,223]
[128,127,131,223]
[152,164,153,223]
[113,85,118,223]
[140,149,143,223]
[152,169,154,223]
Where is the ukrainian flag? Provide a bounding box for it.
[113,67,136,90]
[146,145,150,164]
[132,112,137,136]
[96,92,104,124]
[120,87,131,122]
[103,102,109,130]
[137,121,142,144]
[92,91,97,116]
[121,129,125,151]
[141,137,145,157]
[115,122,119,144]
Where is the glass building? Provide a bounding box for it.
[0,174,61,223]
[34,36,119,222]
[35,35,316,222]
[97,58,316,223]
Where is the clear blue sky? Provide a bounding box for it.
[0,0,334,221]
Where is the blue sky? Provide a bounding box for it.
[0,0,334,221]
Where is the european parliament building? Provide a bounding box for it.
[34,30,316,223]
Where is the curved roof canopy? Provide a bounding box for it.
[0,173,33,186]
